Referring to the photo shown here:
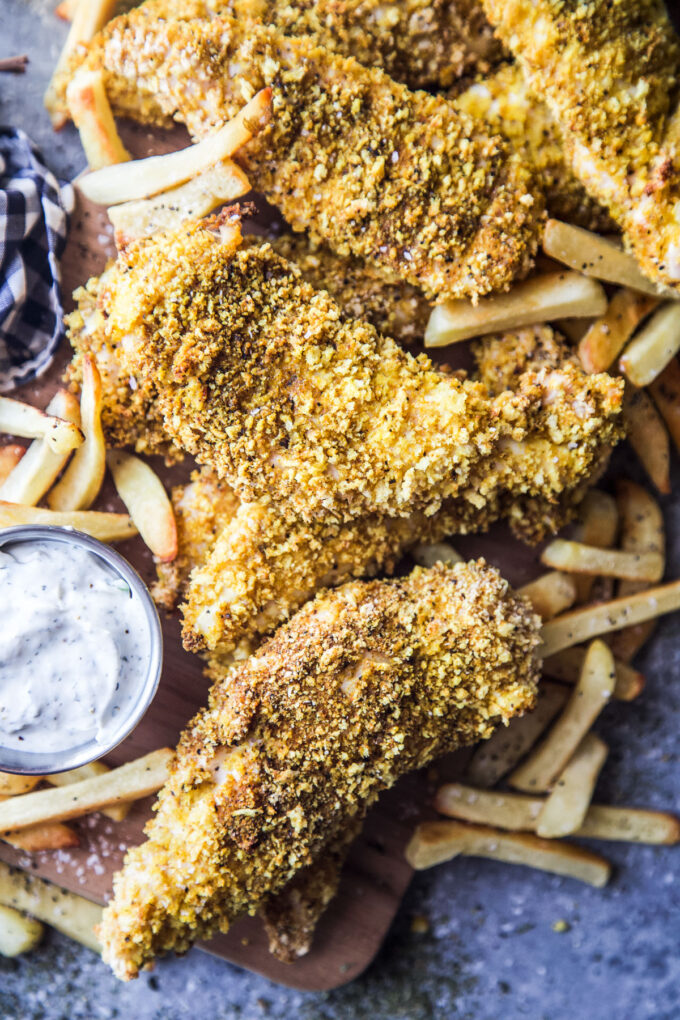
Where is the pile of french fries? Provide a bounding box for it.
[408,482,680,885]
[0,358,178,559]
[0,749,172,956]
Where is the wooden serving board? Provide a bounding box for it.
[0,122,546,990]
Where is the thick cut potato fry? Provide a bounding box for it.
[0,396,83,455]
[406,820,611,887]
[0,749,172,832]
[48,357,106,511]
[424,272,607,347]
[535,732,608,838]
[518,571,577,621]
[465,682,569,788]
[46,762,131,823]
[0,390,80,506]
[0,862,101,952]
[435,783,544,831]
[510,641,615,792]
[66,68,131,170]
[620,304,680,387]
[542,220,663,297]
[540,580,680,657]
[622,385,671,494]
[578,289,658,374]
[540,540,664,583]
[0,446,25,485]
[0,775,42,797]
[107,450,177,561]
[0,502,137,542]
[108,159,251,247]
[79,89,272,205]
[543,647,644,701]
[577,805,680,844]
[0,903,43,957]
[649,357,680,453]
[572,490,619,603]
[411,542,463,568]
[44,0,117,128]
[3,822,79,853]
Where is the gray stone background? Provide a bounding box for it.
[1,2,679,1016]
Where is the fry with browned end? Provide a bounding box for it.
[3,822,79,853]
[406,819,611,886]
[44,0,117,128]
[66,67,130,170]
[0,446,25,485]
[578,289,658,374]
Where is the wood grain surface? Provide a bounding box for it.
[0,121,545,990]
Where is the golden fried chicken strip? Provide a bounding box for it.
[66,218,530,524]
[451,63,613,232]
[98,561,540,980]
[226,0,502,90]
[56,0,541,300]
[481,0,680,292]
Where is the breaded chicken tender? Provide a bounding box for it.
[451,63,613,232]
[67,220,622,528]
[55,0,541,300]
[225,0,503,89]
[98,561,540,980]
[481,0,680,292]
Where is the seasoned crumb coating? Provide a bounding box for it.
[451,63,614,232]
[244,234,432,347]
[481,0,680,291]
[55,0,542,301]
[224,0,503,90]
[97,561,541,980]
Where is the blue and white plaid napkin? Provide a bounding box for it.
[0,127,74,392]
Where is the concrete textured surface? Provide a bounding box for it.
[1,2,679,1017]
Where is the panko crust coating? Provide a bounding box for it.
[98,561,540,980]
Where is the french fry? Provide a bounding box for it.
[78,88,272,205]
[47,357,106,511]
[0,749,172,832]
[108,159,251,247]
[539,580,680,657]
[0,502,137,543]
[0,904,43,957]
[0,390,81,506]
[609,481,665,662]
[405,820,611,887]
[578,288,658,374]
[622,384,671,494]
[0,774,41,797]
[542,219,663,297]
[620,304,680,387]
[411,542,463,568]
[540,539,664,583]
[542,646,644,701]
[464,682,569,788]
[517,571,578,621]
[572,489,619,603]
[107,450,177,561]
[424,272,607,347]
[577,805,680,844]
[649,356,680,452]
[44,0,118,129]
[0,446,25,485]
[435,783,544,832]
[509,641,615,792]
[535,733,608,838]
[0,396,83,455]
[0,862,101,952]
[46,762,131,823]
[434,786,680,845]
[66,68,131,170]
[3,822,80,853]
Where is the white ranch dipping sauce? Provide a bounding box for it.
[0,540,149,754]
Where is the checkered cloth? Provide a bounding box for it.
[0,127,74,392]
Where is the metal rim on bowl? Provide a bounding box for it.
[0,524,163,775]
